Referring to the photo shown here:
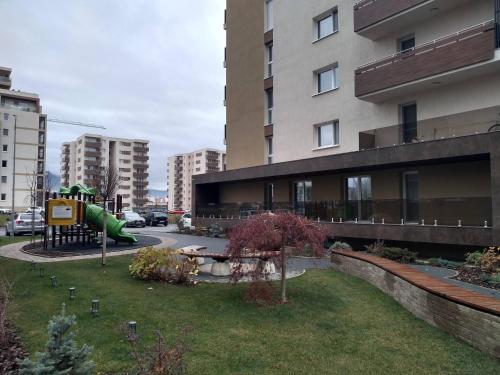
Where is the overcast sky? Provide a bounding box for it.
[0,0,226,190]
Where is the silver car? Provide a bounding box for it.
[6,213,45,236]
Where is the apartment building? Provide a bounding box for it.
[60,134,149,209]
[167,149,226,212]
[0,66,47,211]
[194,0,500,249]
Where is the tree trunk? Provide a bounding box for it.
[102,208,107,266]
[280,232,287,303]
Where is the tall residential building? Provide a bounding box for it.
[60,134,149,209]
[194,0,500,249]
[167,149,226,212]
[0,66,47,211]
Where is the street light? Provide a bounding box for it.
[10,114,17,224]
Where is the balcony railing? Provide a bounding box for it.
[355,20,495,98]
[359,118,499,150]
[133,155,149,162]
[354,0,427,32]
[196,197,492,227]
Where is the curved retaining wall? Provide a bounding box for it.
[331,251,500,359]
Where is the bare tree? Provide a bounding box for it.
[91,166,121,266]
[24,168,39,243]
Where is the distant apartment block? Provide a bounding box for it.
[60,134,149,209]
[167,149,225,212]
[193,0,500,249]
[0,66,47,211]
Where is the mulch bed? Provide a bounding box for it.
[453,266,500,291]
[1,321,28,374]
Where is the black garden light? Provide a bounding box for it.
[91,299,99,317]
[69,287,76,299]
[50,276,57,287]
[39,267,45,277]
[128,320,137,334]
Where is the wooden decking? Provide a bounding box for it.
[332,250,500,317]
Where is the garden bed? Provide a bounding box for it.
[453,266,500,291]
[0,321,28,374]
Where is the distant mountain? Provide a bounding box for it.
[149,189,167,198]
[46,171,61,191]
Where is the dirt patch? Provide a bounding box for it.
[453,266,500,291]
[1,320,28,373]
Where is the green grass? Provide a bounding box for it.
[0,235,37,247]
[1,256,498,374]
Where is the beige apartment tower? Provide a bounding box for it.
[0,66,47,211]
[167,149,225,212]
[61,134,149,209]
[193,0,500,249]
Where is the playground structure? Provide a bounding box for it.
[41,184,137,251]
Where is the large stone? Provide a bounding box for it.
[211,261,231,277]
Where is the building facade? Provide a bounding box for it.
[167,149,226,212]
[0,66,47,211]
[60,134,149,209]
[194,0,500,249]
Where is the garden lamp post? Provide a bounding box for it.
[91,299,99,317]
[69,287,76,299]
[50,275,57,287]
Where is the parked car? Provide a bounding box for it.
[144,211,167,226]
[123,211,146,228]
[180,213,192,228]
[0,208,12,215]
[6,213,44,236]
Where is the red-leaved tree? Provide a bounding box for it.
[227,212,327,304]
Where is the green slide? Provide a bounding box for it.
[59,185,137,244]
[85,204,137,244]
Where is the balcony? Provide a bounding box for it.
[355,21,497,102]
[133,146,149,153]
[354,0,473,40]
[133,163,148,170]
[133,172,149,179]
[85,141,101,148]
[133,155,149,162]
[359,110,500,150]
[134,189,149,196]
[0,75,12,89]
[133,181,147,187]
[84,151,100,158]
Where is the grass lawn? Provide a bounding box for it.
[0,235,41,247]
[0,255,498,374]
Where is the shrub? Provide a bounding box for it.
[129,247,198,285]
[480,247,500,273]
[127,328,191,375]
[479,272,500,286]
[18,304,94,375]
[465,251,483,266]
[207,223,223,238]
[380,247,417,264]
[365,240,385,256]
[330,241,351,251]
[428,258,462,270]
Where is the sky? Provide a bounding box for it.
[0,0,226,190]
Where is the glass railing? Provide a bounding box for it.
[359,118,499,150]
[196,197,491,227]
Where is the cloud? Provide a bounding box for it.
[0,0,226,190]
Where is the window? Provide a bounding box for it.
[2,145,6,152]
[39,118,45,129]
[317,65,339,94]
[0,194,5,201]
[398,34,415,52]
[266,137,273,164]
[1,160,6,167]
[38,132,45,144]
[266,43,273,77]
[3,113,8,121]
[317,121,339,148]
[2,129,8,136]
[1,176,6,183]
[38,147,44,159]
[38,161,44,173]
[266,0,273,31]
[266,89,273,125]
[316,10,338,40]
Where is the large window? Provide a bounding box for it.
[317,121,339,148]
[266,43,273,78]
[317,66,339,94]
[266,137,273,164]
[266,0,273,31]
[266,89,273,125]
[316,10,338,40]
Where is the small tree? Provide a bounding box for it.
[24,168,39,243]
[18,304,95,375]
[91,166,121,266]
[227,212,327,304]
